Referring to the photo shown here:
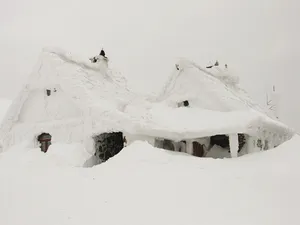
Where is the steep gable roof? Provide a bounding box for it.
[0,48,136,140]
[158,59,267,114]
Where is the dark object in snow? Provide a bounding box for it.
[89,48,108,63]
[46,89,51,96]
[175,64,180,70]
[210,134,245,153]
[183,100,189,107]
[192,141,205,157]
[90,57,97,63]
[178,140,186,152]
[206,60,219,69]
[225,64,228,69]
[257,139,263,149]
[238,134,246,151]
[211,135,229,149]
[38,133,52,153]
[93,132,124,162]
[154,138,175,151]
[163,139,175,151]
[100,49,106,57]
[178,100,190,108]
[123,136,127,145]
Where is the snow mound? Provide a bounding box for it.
[0,141,91,168]
[0,137,300,225]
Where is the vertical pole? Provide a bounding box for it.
[229,134,239,158]
[186,141,194,155]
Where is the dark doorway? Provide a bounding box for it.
[192,141,205,157]
[38,133,52,153]
[210,134,246,152]
[154,138,175,151]
[93,132,124,162]
[210,135,230,149]
[162,139,175,151]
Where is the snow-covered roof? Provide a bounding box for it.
[0,48,137,139]
[125,103,292,141]
[0,48,294,146]
[158,59,267,113]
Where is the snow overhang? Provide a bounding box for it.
[125,105,294,141]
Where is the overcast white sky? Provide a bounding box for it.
[0,0,299,130]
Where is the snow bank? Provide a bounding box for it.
[0,136,300,225]
[0,141,91,168]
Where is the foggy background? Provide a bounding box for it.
[0,0,299,131]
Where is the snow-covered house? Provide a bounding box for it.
[0,48,294,163]
[124,59,294,158]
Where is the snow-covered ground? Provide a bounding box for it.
[0,135,299,225]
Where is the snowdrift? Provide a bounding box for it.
[0,136,300,225]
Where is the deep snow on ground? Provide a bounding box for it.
[0,136,300,225]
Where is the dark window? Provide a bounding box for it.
[192,142,205,157]
[210,135,230,149]
[46,89,51,96]
[154,138,175,151]
[162,139,175,151]
[183,100,189,107]
[37,133,52,152]
[210,133,246,153]
[178,100,190,108]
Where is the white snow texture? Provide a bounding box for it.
[0,135,299,225]
[0,48,293,154]
[0,48,298,225]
